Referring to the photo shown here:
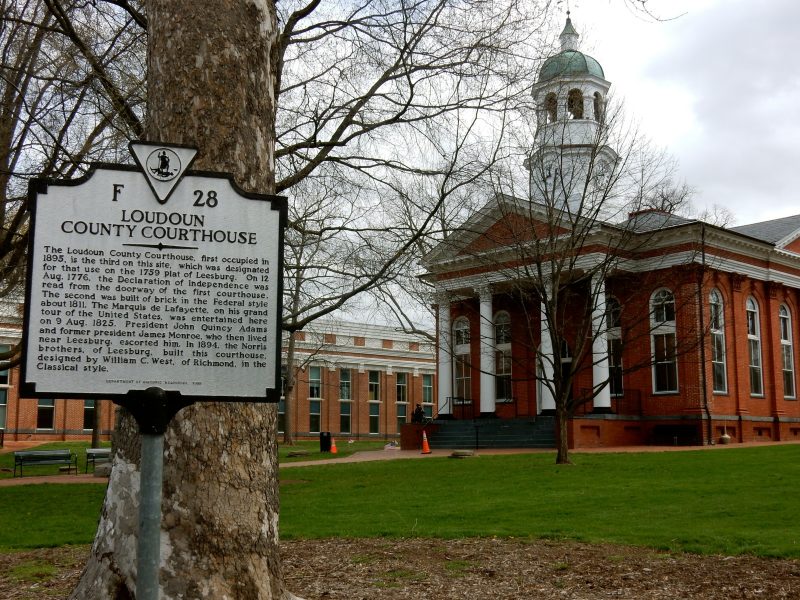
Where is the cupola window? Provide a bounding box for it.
[567,89,584,119]
[544,93,557,123]
[593,92,604,122]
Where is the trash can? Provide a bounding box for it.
[319,431,332,452]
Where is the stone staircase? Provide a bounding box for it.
[426,416,555,450]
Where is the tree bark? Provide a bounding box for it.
[70,1,298,598]
[555,405,571,465]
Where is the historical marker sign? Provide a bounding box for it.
[22,143,286,401]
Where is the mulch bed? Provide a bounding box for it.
[2,539,799,599]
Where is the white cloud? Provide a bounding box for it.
[564,0,800,224]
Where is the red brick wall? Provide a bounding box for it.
[287,364,430,439]
[3,363,116,442]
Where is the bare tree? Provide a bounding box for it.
[1,0,144,353]
[24,0,568,596]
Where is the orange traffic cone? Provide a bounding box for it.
[331,437,338,454]
[421,430,432,455]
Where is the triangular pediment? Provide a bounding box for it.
[421,194,570,270]
[460,212,569,256]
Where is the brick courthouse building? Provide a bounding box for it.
[421,16,800,448]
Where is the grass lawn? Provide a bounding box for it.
[0,484,107,549]
[280,445,800,558]
[2,445,800,558]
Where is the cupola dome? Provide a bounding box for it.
[538,50,605,82]
[537,14,605,83]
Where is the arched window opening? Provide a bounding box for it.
[746,297,763,395]
[593,92,604,122]
[567,89,584,119]
[606,296,622,396]
[494,312,512,401]
[709,290,727,394]
[651,289,677,393]
[544,93,557,123]
[780,305,795,398]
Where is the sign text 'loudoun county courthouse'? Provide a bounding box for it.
[23,145,285,401]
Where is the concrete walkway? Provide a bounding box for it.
[280,439,800,467]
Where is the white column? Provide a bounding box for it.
[437,295,453,417]
[592,274,612,412]
[478,286,495,416]
[539,299,556,412]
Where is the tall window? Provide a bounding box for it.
[309,400,321,433]
[396,371,408,432]
[339,402,351,434]
[606,297,623,396]
[422,374,434,418]
[453,317,471,400]
[780,305,795,398]
[368,371,380,401]
[83,400,96,431]
[339,368,351,400]
[0,346,8,430]
[369,403,380,434]
[747,297,763,395]
[495,312,512,401]
[309,366,321,399]
[396,372,408,404]
[453,317,470,346]
[709,290,728,393]
[651,289,678,393]
[454,356,471,400]
[37,398,55,430]
[396,403,407,432]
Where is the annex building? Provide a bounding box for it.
[281,320,436,439]
[0,314,435,443]
[0,298,115,443]
[421,15,800,448]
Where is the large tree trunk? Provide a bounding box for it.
[71,2,297,598]
[555,404,571,465]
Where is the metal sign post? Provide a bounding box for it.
[20,142,287,597]
[117,387,192,600]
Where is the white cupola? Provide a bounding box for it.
[526,13,619,214]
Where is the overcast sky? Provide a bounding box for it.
[564,0,799,226]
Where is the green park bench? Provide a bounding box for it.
[13,449,78,477]
[85,448,112,473]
